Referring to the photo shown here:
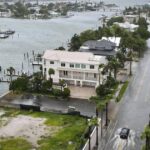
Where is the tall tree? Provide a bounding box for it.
[107,57,121,80]
[13,2,29,18]
[7,67,15,83]
[90,96,105,144]
[69,34,81,51]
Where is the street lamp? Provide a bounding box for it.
[96,109,99,147]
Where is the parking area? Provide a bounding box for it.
[68,85,96,99]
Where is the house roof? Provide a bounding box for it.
[79,39,117,56]
[43,50,106,65]
[82,39,116,50]
[102,37,121,47]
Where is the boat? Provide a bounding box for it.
[0,34,9,39]
[0,29,15,35]
[5,30,15,35]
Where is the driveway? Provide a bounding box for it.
[69,86,96,99]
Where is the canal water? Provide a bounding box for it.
[0,11,115,95]
[0,0,148,95]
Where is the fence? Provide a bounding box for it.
[82,119,101,150]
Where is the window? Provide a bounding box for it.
[61,63,65,67]
[94,73,97,78]
[70,64,74,68]
[63,71,68,76]
[44,68,46,72]
[50,61,54,64]
[90,65,94,69]
[81,64,86,69]
[75,64,80,68]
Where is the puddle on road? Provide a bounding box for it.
[110,128,136,150]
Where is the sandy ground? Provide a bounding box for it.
[0,115,60,147]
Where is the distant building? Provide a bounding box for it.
[102,37,121,47]
[79,38,119,56]
[124,15,139,23]
[48,11,61,17]
[0,9,11,17]
[42,50,107,87]
[114,22,139,32]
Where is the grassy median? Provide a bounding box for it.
[116,81,129,102]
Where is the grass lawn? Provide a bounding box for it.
[0,138,32,150]
[0,107,87,150]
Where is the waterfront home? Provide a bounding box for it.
[48,11,61,17]
[42,50,106,87]
[124,15,139,23]
[0,9,11,18]
[101,37,121,47]
[114,22,139,32]
[79,38,118,56]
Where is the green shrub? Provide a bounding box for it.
[53,88,62,97]
[62,88,70,98]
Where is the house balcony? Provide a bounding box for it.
[85,77,98,81]
[59,75,71,79]
[73,76,84,80]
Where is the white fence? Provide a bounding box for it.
[82,119,101,150]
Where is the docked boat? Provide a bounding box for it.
[5,30,15,35]
[0,34,9,39]
[0,29,15,35]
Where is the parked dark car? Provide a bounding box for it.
[119,128,130,140]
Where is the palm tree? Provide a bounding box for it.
[7,67,15,83]
[90,96,106,140]
[127,50,133,76]
[59,79,66,91]
[108,58,121,80]
[120,33,134,76]
[48,68,55,84]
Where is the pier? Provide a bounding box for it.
[0,51,42,85]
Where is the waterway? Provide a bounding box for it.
[0,0,148,96]
[0,11,114,95]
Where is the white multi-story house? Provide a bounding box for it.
[42,50,106,87]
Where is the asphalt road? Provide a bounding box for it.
[104,48,150,150]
